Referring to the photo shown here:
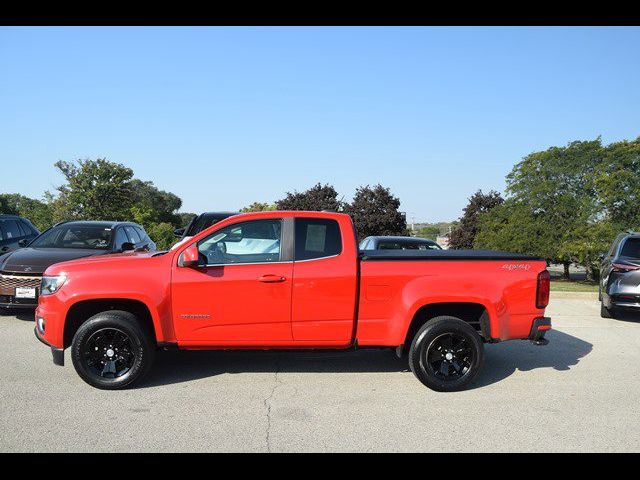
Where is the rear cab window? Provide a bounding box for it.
[294,218,342,261]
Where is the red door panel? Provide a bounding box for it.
[171,263,293,345]
[291,255,357,343]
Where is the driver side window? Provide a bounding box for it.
[198,219,282,265]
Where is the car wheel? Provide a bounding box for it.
[600,303,616,319]
[71,310,155,390]
[408,316,484,392]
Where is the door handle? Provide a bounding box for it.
[258,274,286,283]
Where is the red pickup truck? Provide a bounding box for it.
[34,211,551,392]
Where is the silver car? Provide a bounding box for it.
[600,232,640,318]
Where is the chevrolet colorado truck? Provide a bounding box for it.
[34,211,551,391]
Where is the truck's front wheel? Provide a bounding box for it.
[71,311,155,390]
[408,316,484,392]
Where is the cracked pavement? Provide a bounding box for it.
[2,293,640,452]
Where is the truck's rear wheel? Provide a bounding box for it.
[71,311,155,390]
[408,316,484,392]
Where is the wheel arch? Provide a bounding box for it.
[402,301,491,352]
[63,298,157,348]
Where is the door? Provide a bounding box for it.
[172,218,294,345]
[291,217,358,344]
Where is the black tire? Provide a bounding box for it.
[408,316,484,392]
[71,310,155,390]
[600,303,616,319]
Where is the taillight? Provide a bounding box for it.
[611,263,640,273]
[536,270,550,309]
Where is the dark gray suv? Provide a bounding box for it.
[600,231,640,318]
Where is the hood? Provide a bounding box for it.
[44,250,164,275]
[0,248,106,275]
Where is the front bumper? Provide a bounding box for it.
[529,317,551,345]
[34,327,64,366]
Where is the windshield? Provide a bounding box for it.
[30,225,113,250]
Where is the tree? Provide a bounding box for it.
[449,190,504,249]
[240,202,276,212]
[276,183,342,211]
[45,158,185,251]
[49,158,135,222]
[178,212,197,227]
[474,138,607,280]
[343,184,407,240]
[0,193,53,231]
[593,137,640,230]
[129,179,182,227]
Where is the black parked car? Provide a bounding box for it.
[359,236,443,251]
[0,220,156,309]
[171,211,237,250]
[600,231,640,318]
[0,214,40,254]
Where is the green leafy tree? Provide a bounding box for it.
[178,212,197,228]
[593,137,640,229]
[130,179,182,227]
[46,158,185,250]
[49,159,135,222]
[449,190,504,249]
[343,184,407,240]
[415,225,440,241]
[474,138,609,280]
[0,193,53,231]
[276,183,342,211]
[240,202,277,212]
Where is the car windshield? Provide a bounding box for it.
[620,238,640,260]
[30,225,113,250]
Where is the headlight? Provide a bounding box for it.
[40,275,66,295]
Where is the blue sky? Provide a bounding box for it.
[1,26,639,222]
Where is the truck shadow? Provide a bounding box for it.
[0,309,34,321]
[140,329,592,390]
[469,329,593,389]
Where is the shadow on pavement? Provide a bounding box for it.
[470,329,593,389]
[611,310,640,324]
[140,329,593,390]
[0,308,34,321]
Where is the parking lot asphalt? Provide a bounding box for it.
[1,293,639,452]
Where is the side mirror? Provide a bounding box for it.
[121,242,135,252]
[174,227,185,238]
[18,239,29,248]
[178,244,201,267]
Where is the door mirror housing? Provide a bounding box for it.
[178,244,201,267]
[121,242,135,252]
[174,227,185,238]
[18,239,29,248]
